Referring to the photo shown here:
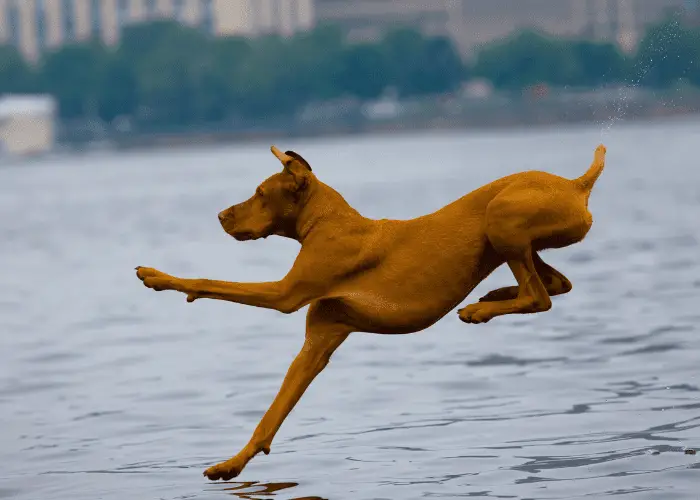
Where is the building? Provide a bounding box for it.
[1,0,695,65]
[576,0,700,52]
[0,0,315,62]
[314,0,452,42]
[314,0,695,58]
[450,0,586,56]
[0,94,57,156]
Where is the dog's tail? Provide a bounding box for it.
[573,144,606,193]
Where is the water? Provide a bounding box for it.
[1,119,699,499]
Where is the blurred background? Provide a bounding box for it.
[1,0,700,154]
[2,1,700,500]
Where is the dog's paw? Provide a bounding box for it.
[203,457,246,481]
[135,266,174,292]
[458,303,494,324]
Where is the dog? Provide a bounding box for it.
[135,143,606,480]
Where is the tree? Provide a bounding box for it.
[338,43,388,99]
[570,40,627,87]
[15,18,700,128]
[208,36,254,117]
[631,18,700,88]
[473,30,581,90]
[233,34,296,119]
[417,36,466,93]
[118,21,222,125]
[0,46,36,94]
[231,25,349,119]
[38,42,109,119]
[97,51,138,122]
[379,28,464,97]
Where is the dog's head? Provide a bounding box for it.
[218,146,314,241]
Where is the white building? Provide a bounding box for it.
[0,94,57,156]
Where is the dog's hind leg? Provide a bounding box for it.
[203,302,351,481]
[459,253,552,324]
[478,251,572,302]
[458,183,590,324]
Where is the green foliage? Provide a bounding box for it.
[570,40,627,87]
[2,17,699,125]
[473,17,700,91]
[337,43,387,99]
[0,46,36,94]
[13,22,465,124]
[123,22,221,124]
[39,42,110,119]
[381,28,465,96]
[473,30,626,90]
[630,18,700,87]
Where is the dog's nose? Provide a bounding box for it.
[218,212,226,222]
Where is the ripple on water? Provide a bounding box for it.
[2,126,700,499]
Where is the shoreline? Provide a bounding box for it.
[4,102,700,166]
[71,105,700,154]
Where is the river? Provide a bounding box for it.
[1,119,699,499]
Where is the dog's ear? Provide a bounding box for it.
[284,150,312,172]
[270,146,312,172]
[284,161,310,194]
[270,146,311,194]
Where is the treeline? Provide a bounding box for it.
[474,18,700,90]
[0,17,698,125]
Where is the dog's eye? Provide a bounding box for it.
[256,188,265,197]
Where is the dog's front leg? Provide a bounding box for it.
[135,267,308,313]
[203,313,350,481]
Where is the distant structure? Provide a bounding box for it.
[1,0,697,63]
[313,0,697,57]
[0,0,315,62]
[0,94,57,157]
[313,0,451,41]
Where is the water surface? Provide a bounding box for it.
[1,120,699,499]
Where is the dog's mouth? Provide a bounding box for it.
[232,230,256,241]
[220,218,259,241]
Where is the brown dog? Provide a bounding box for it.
[135,143,606,480]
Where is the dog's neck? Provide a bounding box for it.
[294,179,364,244]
